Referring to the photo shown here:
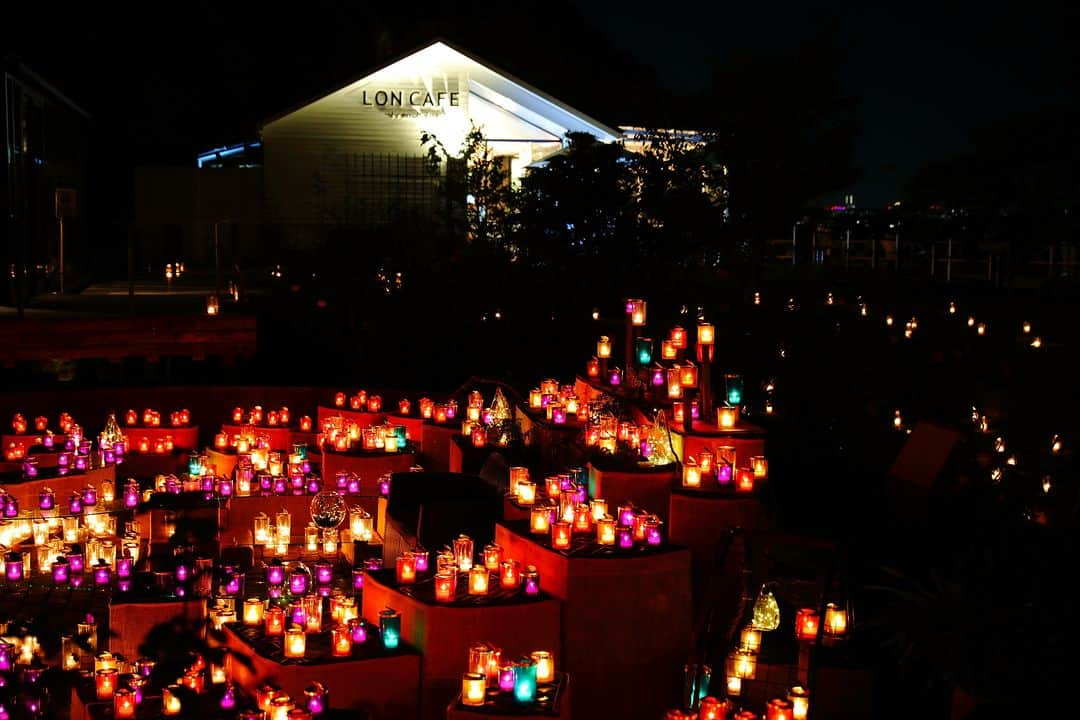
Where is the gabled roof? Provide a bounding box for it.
[260,39,621,143]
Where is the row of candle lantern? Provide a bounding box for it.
[320,416,410,453]
[392,543,541,599]
[460,641,557,706]
[332,391,385,413]
[121,408,191,427]
[229,405,291,427]
[682,450,768,490]
[10,411,77,435]
[667,690,811,720]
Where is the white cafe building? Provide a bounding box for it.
[136,40,683,257]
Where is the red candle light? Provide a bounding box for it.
[766,698,794,720]
[398,398,411,415]
[138,437,150,453]
[334,392,346,407]
[586,357,600,378]
[350,394,362,410]
[267,411,279,426]
[368,395,382,412]
[11,414,27,434]
[672,402,685,424]
[395,552,417,584]
[670,326,687,349]
[471,426,486,448]
[736,469,755,493]
[299,415,312,432]
[232,407,244,423]
[215,432,229,450]
[795,608,820,642]
[265,606,285,636]
[331,625,352,657]
[34,415,48,431]
[125,409,138,425]
[434,571,455,602]
[279,407,290,425]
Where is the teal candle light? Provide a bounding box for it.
[724,374,744,406]
[512,656,537,703]
[634,337,653,365]
[378,608,401,649]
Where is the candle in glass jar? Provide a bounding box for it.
[529,507,550,535]
[331,625,352,657]
[824,602,848,638]
[395,552,417,584]
[740,626,762,652]
[284,627,306,658]
[462,672,486,706]
[523,567,540,596]
[434,570,456,602]
[113,688,136,718]
[766,698,794,720]
[530,651,554,683]
[95,668,118,699]
[597,515,616,545]
[468,566,489,595]
[795,608,820,641]
[483,544,502,571]
[618,527,634,549]
[736,469,755,493]
[551,521,571,550]
[244,599,264,625]
[265,606,285,635]
[378,608,401,649]
[162,685,182,715]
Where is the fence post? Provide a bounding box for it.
[946,238,953,284]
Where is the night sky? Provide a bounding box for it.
[10,0,1073,210]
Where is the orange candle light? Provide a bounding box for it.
[125,409,138,426]
[530,507,550,534]
[468,565,490,595]
[824,603,848,638]
[396,552,417,584]
[766,698,793,720]
[531,650,555,683]
[596,515,616,545]
[265,606,285,636]
[586,357,600,378]
[670,326,687,349]
[500,559,520,588]
[461,672,486,707]
[573,504,591,532]
[718,406,739,429]
[300,415,312,432]
[736,469,755,493]
[551,521,571,550]
[483,544,503,572]
[215,432,229,450]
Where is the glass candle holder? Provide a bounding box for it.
[305,682,328,716]
[162,684,182,715]
[95,668,118,699]
[483,544,503,572]
[453,535,474,573]
[468,566,489,595]
[529,506,550,534]
[597,515,616,545]
[244,598,265,626]
[284,626,306,658]
[349,618,367,644]
[531,651,554,683]
[395,552,417,584]
[682,663,712,711]
[462,672,486,707]
[435,570,456,602]
[551,521,571,550]
[788,686,810,720]
[379,608,401,649]
[523,567,540,595]
[331,625,352,657]
[766,698,794,720]
[512,657,538,703]
[265,606,285,636]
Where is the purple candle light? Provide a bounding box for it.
[306,683,327,715]
[218,479,233,497]
[315,562,333,585]
[347,477,361,495]
[38,488,54,510]
[573,485,587,504]
[364,557,382,571]
[350,620,367,644]
[0,642,12,671]
[43,434,55,449]
[652,368,665,386]
[306,478,321,494]
[114,441,125,459]
[165,477,179,493]
[273,477,287,495]
[289,570,308,595]
[268,586,283,599]
[524,572,540,596]
[336,472,349,490]
[225,573,242,595]
[175,585,186,597]
[378,478,391,496]
[68,550,84,573]
[123,482,139,508]
[259,474,273,494]
[559,475,573,491]
[4,553,22,582]
[413,549,429,573]
[352,569,364,591]
[117,557,132,578]
[2,496,17,518]
[93,562,111,585]
[618,528,634,549]
[103,448,116,464]
[52,558,70,584]
[64,438,75,452]
[267,562,285,586]
[609,369,622,385]
[220,686,237,710]
[117,579,131,592]
[74,454,88,471]
[289,603,307,627]
[201,475,213,493]
[499,666,516,692]
[691,401,700,420]
[21,460,37,479]
[290,475,304,493]
[646,525,662,546]
[301,459,312,474]
[717,464,732,485]
[82,485,97,506]
[175,564,189,583]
